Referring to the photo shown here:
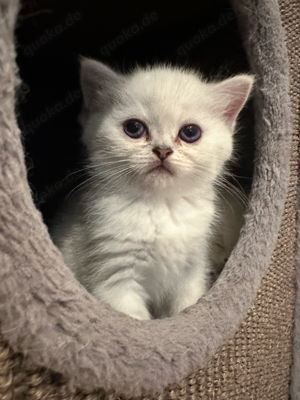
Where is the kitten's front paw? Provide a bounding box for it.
[93,281,151,320]
[125,308,152,320]
[119,301,152,320]
[112,300,152,320]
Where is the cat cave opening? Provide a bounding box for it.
[1,0,294,395]
[16,0,255,318]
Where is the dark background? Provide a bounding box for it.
[15,0,254,224]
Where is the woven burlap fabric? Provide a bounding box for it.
[0,0,299,399]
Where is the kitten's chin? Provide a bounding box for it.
[148,165,173,176]
[141,165,175,190]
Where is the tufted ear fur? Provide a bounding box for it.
[209,75,254,130]
[80,57,123,111]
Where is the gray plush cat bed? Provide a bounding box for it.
[0,0,299,399]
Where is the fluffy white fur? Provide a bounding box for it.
[51,59,253,320]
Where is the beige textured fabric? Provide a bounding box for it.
[0,0,299,399]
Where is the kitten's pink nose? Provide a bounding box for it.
[152,147,173,161]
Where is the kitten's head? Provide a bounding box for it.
[80,57,253,195]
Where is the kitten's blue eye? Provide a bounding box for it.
[179,124,202,143]
[124,119,148,139]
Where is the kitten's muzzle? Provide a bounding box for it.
[152,147,173,161]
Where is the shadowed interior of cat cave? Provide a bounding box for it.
[16,0,254,224]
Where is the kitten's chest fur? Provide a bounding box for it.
[91,191,215,262]
[56,189,215,317]
[104,192,211,228]
[94,193,212,286]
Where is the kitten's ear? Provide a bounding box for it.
[79,56,122,110]
[210,75,254,130]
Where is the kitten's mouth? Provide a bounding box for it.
[148,164,173,175]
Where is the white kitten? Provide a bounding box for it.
[51,58,253,320]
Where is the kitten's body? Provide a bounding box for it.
[51,60,253,320]
[54,185,213,319]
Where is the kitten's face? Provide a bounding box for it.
[80,60,253,194]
